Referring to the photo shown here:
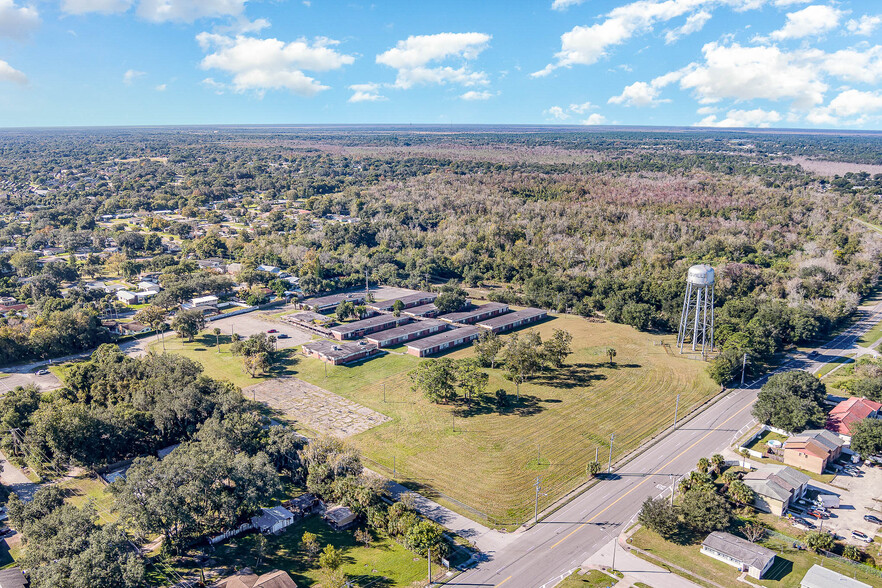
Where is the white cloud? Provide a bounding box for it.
[137,0,246,23]
[533,0,768,77]
[155,83,167,91]
[376,32,491,90]
[0,0,40,40]
[201,77,226,94]
[679,42,826,108]
[460,90,494,100]
[545,106,569,120]
[697,108,782,127]
[773,0,810,5]
[545,101,597,120]
[123,69,146,85]
[827,89,882,117]
[581,113,607,125]
[806,90,882,126]
[198,34,354,96]
[377,32,490,69]
[61,0,131,14]
[769,4,842,40]
[696,106,718,115]
[551,0,588,10]
[665,10,712,43]
[816,46,882,84]
[846,15,882,36]
[0,59,27,85]
[348,83,386,103]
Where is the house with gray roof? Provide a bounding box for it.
[700,531,776,579]
[800,564,870,588]
[251,505,295,534]
[743,465,810,516]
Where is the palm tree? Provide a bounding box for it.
[710,453,725,474]
[697,457,710,474]
[606,347,617,364]
[214,327,222,351]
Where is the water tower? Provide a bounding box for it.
[677,264,715,356]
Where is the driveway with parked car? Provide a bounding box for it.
[806,461,882,545]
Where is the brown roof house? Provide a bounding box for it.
[782,429,844,475]
[212,568,297,588]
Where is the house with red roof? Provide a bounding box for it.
[826,397,882,442]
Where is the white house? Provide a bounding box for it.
[701,532,776,579]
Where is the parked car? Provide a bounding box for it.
[852,530,872,543]
[277,333,289,339]
[808,350,819,357]
[35,369,49,375]
[864,514,882,525]
[808,509,829,519]
[267,329,278,333]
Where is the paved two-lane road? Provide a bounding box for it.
[449,298,882,588]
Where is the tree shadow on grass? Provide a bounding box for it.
[530,363,607,389]
[451,394,550,418]
[347,575,394,587]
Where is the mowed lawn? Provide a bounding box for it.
[629,526,882,588]
[150,315,716,524]
[296,314,716,524]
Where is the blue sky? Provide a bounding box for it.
[1,0,881,128]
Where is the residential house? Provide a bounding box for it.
[284,494,319,519]
[323,504,357,530]
[742,465,810,516]
[182,295,220,314]
[826,397,882,442]
[800,564,870,588]
[0,567,28,588]
[251,506,295,534]
[700,531,776,579]
[782,429,845,474]
[212,568,297,588]
[117,321,151,336]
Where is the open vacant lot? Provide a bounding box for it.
[151,313,716,524]
[292,314,716,524]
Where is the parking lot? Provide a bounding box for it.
[208,310,313,350]
[788,463,882,546]
[824,463,882,545]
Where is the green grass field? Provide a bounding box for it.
[163,516,429,587]
[558,569,619,587]
[56,474,119,524]
[859,322,882,347]
[629,526,882,588]
[149,315,717,524]
[816,355,855,378]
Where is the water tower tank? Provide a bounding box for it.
[687,264,715,286]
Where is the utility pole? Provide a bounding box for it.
[741,352,748,387]
[607,433,615,474]
[533,476,546,525]
[611,533,617,572]
[673,393,681,428]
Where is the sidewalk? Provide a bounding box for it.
[582,537,705,588]
[384,478,518,553]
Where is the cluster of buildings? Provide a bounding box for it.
[296,291,548,364]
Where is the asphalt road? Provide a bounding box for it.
[448,299,882,588]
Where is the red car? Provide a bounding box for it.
[267,329,278,333]
[807,509,829,519]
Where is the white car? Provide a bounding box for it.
[852,530,872,543]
